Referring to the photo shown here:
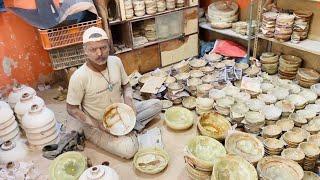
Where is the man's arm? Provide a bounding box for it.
[66,103,107,131]
[122,83,137,114]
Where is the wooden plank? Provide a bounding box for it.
[160,34,198,66]
[138,45,161,73]
[184,7,199,35]
[118,50,139,74]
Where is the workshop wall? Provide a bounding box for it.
[0,0,54,89]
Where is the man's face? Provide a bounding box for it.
[83,40,109,65]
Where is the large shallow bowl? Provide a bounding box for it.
[164,107,194,130]
[133,148,169,174]
[225,131,264,164]
[49,151,87,180]
[211,155,258,180]
[103,103,136,136]
[197,112,231,141]
[185,136,226,172]
[257,156,304,180]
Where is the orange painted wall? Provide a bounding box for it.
[0,0,54,88]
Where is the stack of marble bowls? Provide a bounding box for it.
[261,12,278,38]
[207,1,239,29]
[195,98,214,115]
[124,0,134,19]
[298,142,320,171]
[275,13,295,42]
[278,55,302,80]
[260,52,279,75]
[166,0,175,9]
[156,0,166,12]
[187,78,202,96]
[145,0,157,14]
[262,125,282,139]
[133,0,145,17]
[196,84,213,98]
[263,138,285,156]
[176,0,184,8]
[292,10,313,43]
[144,19,157,41]
[243,111,265,134]
[215,96,234,116]
[296,68,320,88]
[281,148,305,167]
[282,131,304,148]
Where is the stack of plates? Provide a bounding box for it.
[279,55,302,80]
[261,12,278,38]
[195,98,214,115]
[275,100,295,117]
[133,148,169,174]
[167,82,184,104]
[196,84,213,98]
[232,21,248,35]
[174,72,190,85]
[292,10,313,43]
[144,0,157,14]
[282,131,304,148]
[298,142,320,171]
[303,171,320,180]
[144,19,157,41]
[230,102,249,126]
[264,138,285,156]
[286,94,307,110]
[199,66,215,75]
[289,113,308,127]
[124,0,134,19]
[244,111,265,134]
[187,78,202,96]
[207,1,239,29]
[189,59,207,70]
[311,83,320,97]
[307,134,320,148]
[190,70,204,79]
[156,0,166,12]
[182,96,196,110]
[133,0,145,17]
[262,125,282,139]
[281,148,305,166]
[276,118,294,132]
[275,13,295,42]
[260,52,279,75]
[173,60,190,74]
[296,68,320,88]
[176,0,184,8]
[215,96,235,116]
[166,0,175,9]
[161,100,173,111]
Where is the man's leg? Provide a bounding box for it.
[83,124,138,159]
[134,99,162,132]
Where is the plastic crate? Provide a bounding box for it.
[39,18,103,50]
[48,44,87,70]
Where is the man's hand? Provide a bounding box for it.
[122,83,137,115]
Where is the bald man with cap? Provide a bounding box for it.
[66,27,162,159]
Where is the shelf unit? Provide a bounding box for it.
[107,4,199,74]
[253,0,320,58]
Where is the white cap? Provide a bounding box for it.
[83,27,109,43]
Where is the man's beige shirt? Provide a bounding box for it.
[67,56,129,121]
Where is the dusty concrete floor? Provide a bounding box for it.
[27,88,197,179]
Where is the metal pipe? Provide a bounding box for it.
[246,0,254,62]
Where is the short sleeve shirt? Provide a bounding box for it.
[66,56,129,121]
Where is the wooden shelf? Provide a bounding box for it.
[114,47,132,55]
[133,34,185,49]
[199,22,255,41]
[258,34,320,56]
[110,5,198,25]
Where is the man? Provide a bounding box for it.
[66,27,162,159]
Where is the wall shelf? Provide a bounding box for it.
[258,34,320,56]
[199,22,254,41]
